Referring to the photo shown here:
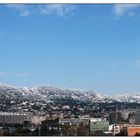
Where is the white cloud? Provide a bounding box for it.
[6,4,76,17]
[0,72,31,78]
[113,59,140,68]
[6,4,31,16]
[16,73,30,77]
[40,4,76,16]
[112,60,131,67]
[114,4,139,16]
[0,72,8,78]
[134,60,140,67]
[128,11,135,16]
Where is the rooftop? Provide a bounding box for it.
[0,112,31,116]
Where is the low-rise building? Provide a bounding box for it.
[109,124,120,135]
[0,127,4,136]
[121,111,129,121]
[31,115,46,125]
[128,125,140,136]
[129,112,135,124]
[135,111,140,125]
[90,118,109,135]
[0,112,32,125]
[59,118,81,126]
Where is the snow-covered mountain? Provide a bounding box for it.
[0,84,113,103]
[111,94,140,103]
[0,84,140,104]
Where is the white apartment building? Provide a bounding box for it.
[0,112,32,125]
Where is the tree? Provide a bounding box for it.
[15,128,31,136]
[60,125,70,136]
[33,128,39,136]
[93,130,106,136]
[77,123,89,136]
[68,126,77,136]
[23,121,30,127]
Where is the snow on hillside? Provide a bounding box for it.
[0,83,140,103]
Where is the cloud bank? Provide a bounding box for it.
[114,4,139,16]
[6,4,30,16]
[6,4,76,16]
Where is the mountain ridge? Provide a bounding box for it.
[0,83,140,103]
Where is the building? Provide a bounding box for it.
[42,118,59,129]
[0,112,32,125]
[121,111,129,121]
[129,112,135,124]
[78,115,90,119]
[135,111,140,125]
[8,127,16,135]
[109,124,120,135]
[119,123,130,130]
[80,118,90,127]
[90,118,109,135]
[109,112,121,125]
[103,131,114,136]
[59,118,81,126]
[128,125,140,136]
[129,111,140,125]
[0,127,4,136]
[31,115,46,125]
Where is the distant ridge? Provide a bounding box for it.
[0,83,139,103]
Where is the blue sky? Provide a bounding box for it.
[0,4,140,95]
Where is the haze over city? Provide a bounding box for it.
[0,4,140,94]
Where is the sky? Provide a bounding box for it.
[0,4,140,95]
